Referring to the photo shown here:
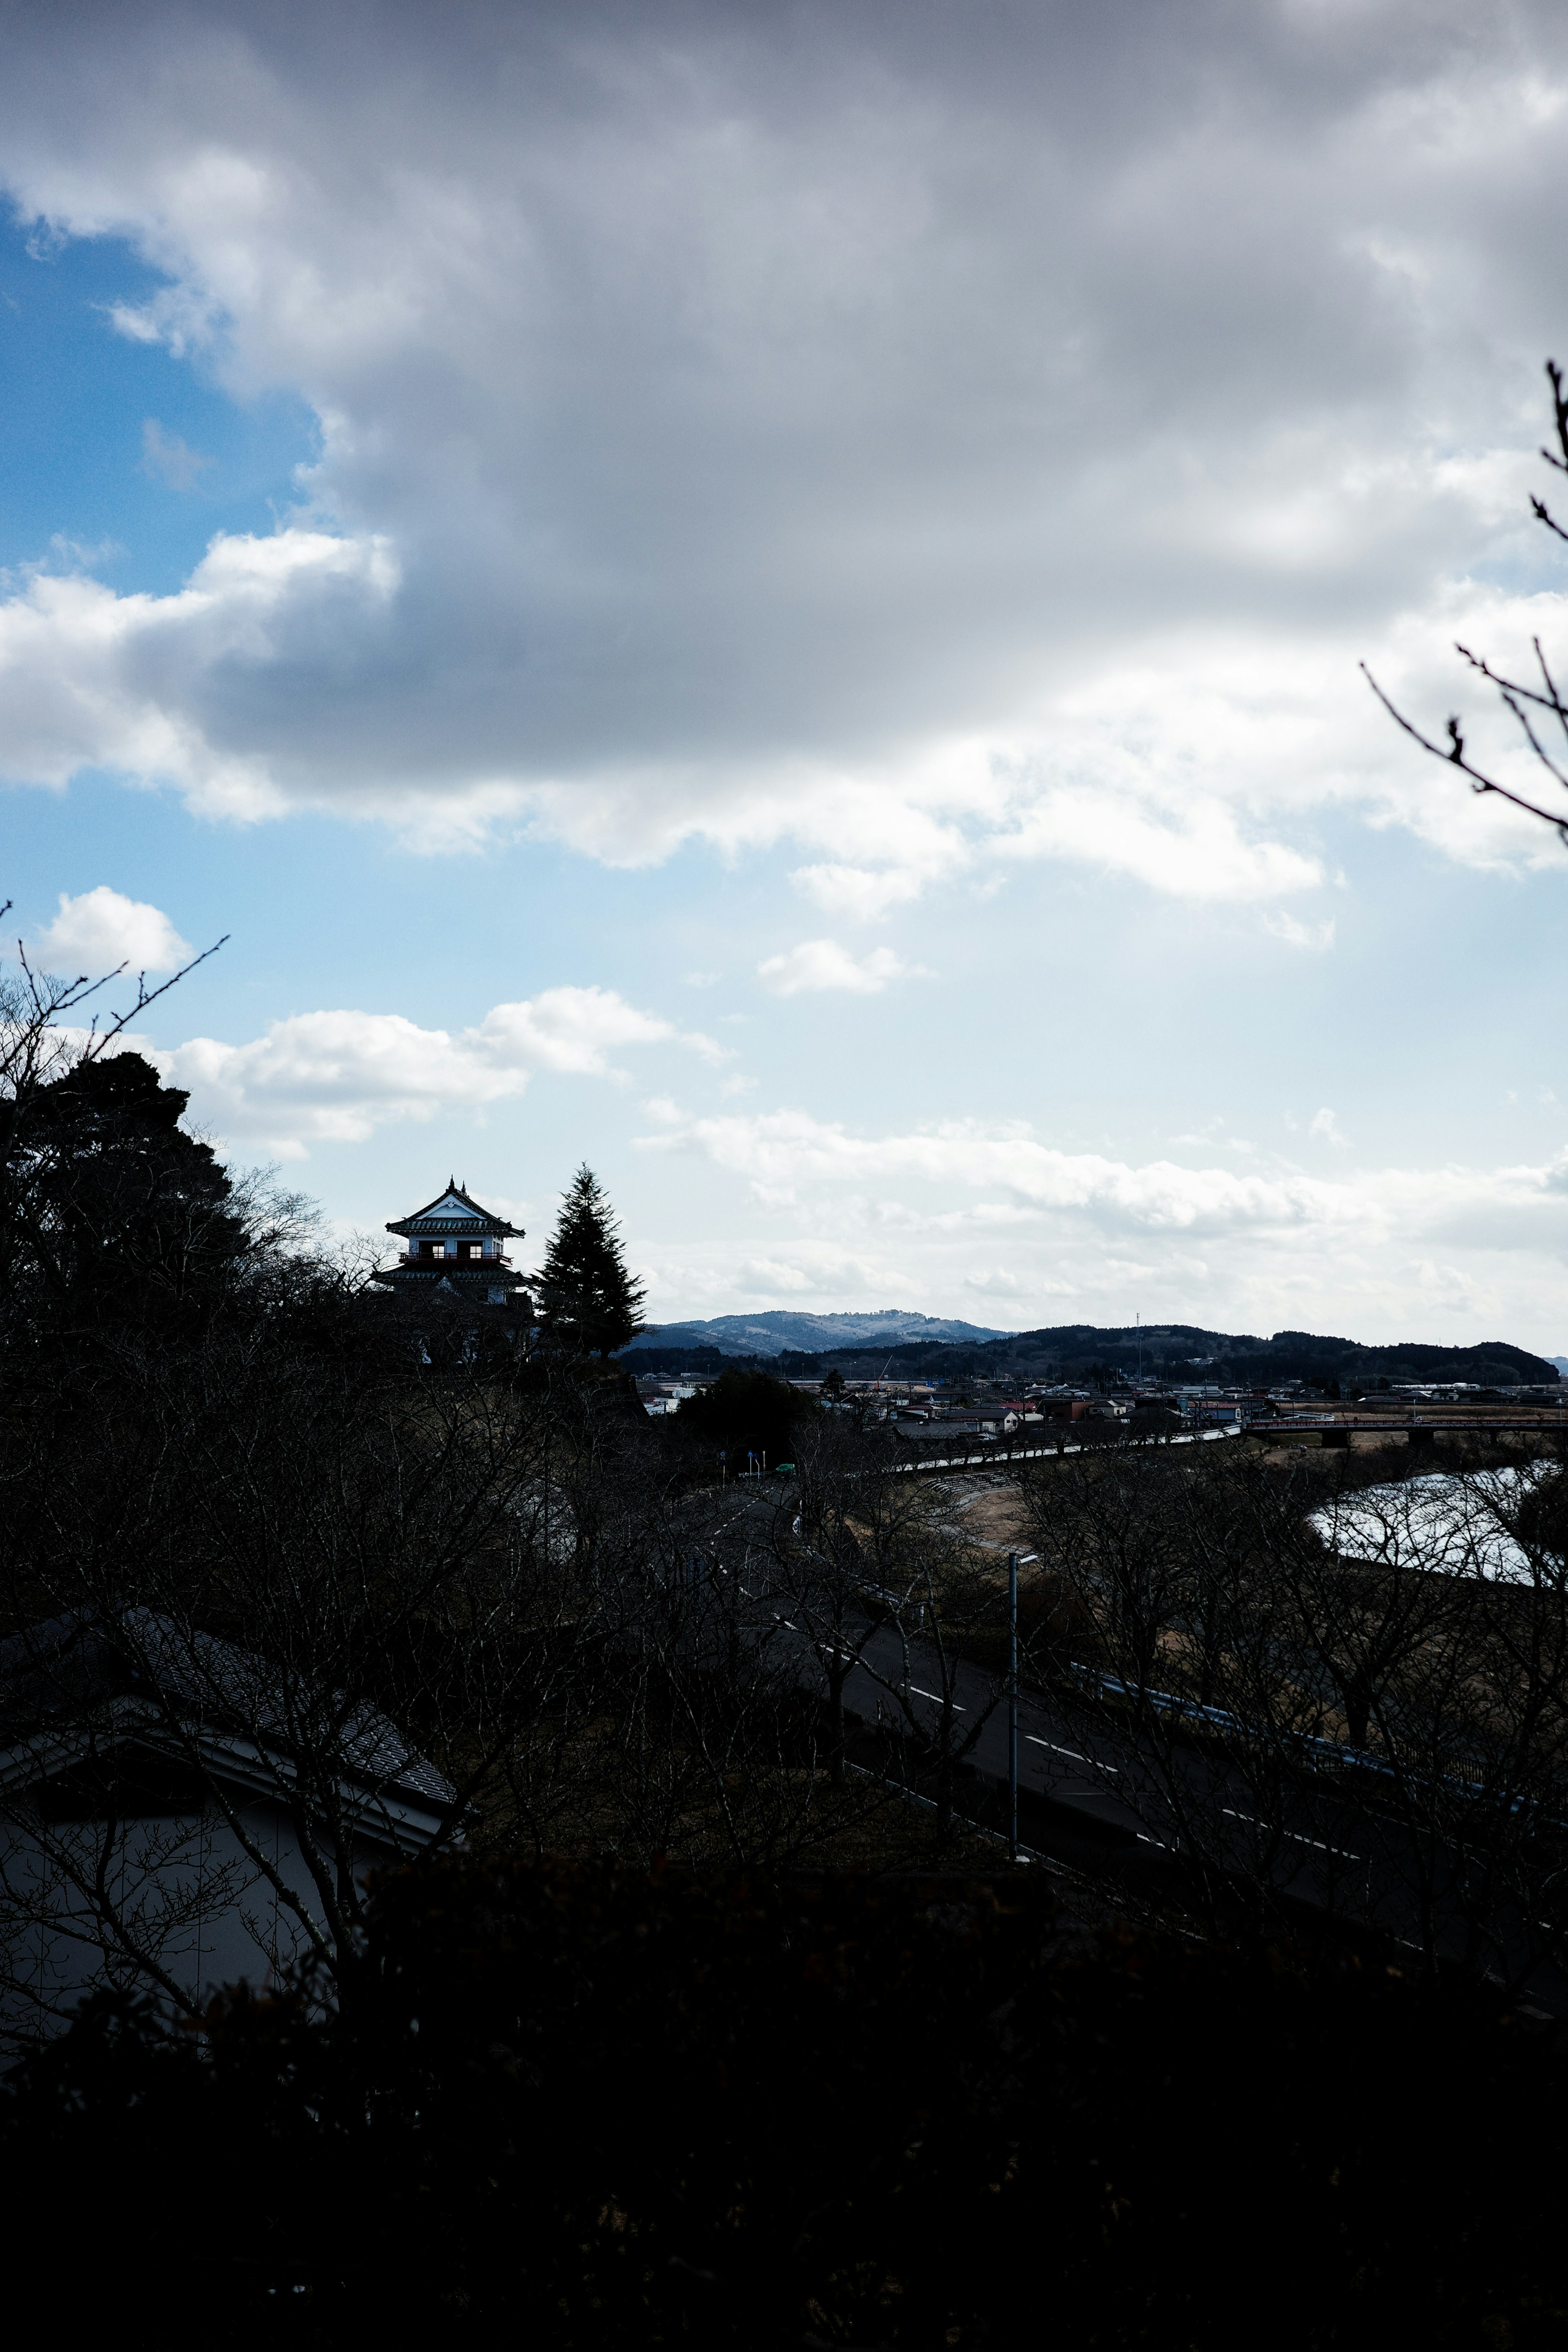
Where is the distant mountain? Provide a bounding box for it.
[764,1322,1559,1388]
[620,1309,1010,1358]
[979,1325,1561,1388]
[621,1314,1559,1386]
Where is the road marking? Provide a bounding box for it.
[1027,1737,1119,1774]
[909,1686,964,1709]
[1223,1808,1364,1862]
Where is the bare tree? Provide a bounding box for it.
[1016,1444,1316,1928]
[1011,1431,1568,1980]
[831,1488,1011,1834]
[1299,1456,1568,1992]
[1365,361,1568,842]
[761,1413,935,1787]
[0,1306,594,2045]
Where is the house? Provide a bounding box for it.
[935,1406,1020,1438]
[0,1611,454,2045]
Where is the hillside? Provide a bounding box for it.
[957,1323,1561,1389]
[622,1316,1560,1388]
[621,1308,1009,1356]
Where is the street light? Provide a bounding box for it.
[1006,1552,1039,1862]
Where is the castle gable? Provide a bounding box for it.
[427,1191,481,1221]
[382,1177,524,1247]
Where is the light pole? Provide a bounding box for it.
[1006,1551,1039,1862]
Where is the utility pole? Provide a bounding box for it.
[1008,1551,1018,1860]
[1007,1551,1038,1863]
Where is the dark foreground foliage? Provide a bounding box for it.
[675,1364,819,1468]
[2,1858,1564,2348]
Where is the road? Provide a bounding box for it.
[822,1613,1567,2009]
[711,1479,1567,2007]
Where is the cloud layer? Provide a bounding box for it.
[633,1101,1568,1343]
[2,1,1568,902]
[154,984,717,1154]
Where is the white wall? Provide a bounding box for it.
[0,1789,411,2045]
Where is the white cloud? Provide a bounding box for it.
[1264,910,1337,951]
[0,530,399,821]
[0,5,1566,893]
[639,1106,1362,1227]
[140,418,212,490]
[158,984,713,1155]
[735,1253,884,1298]
[635,1102,1568,1249]
[963,1270,1037,1298]
[987,773,1325,902]
[1310,1108,1351,1148]
[29,886,193,975]
[1170,1128,1254,1154]
[756,939,929,996]
[791,863,940,922]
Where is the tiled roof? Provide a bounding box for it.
[386,1178,523,1238]
[0,1610,455,1811]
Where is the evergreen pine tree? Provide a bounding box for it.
[534,1165,646,1358]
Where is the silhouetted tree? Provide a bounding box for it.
[13,1052,250,1350]
[533,1165,646,1358]
[674,1365,814,1472]
[1,908,226,1365]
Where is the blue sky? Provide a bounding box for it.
[4,0,1568,1351]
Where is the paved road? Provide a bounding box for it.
[828,1616,1566,2008]
[712,1486,1566,2007]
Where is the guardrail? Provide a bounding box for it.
[1074,1665,1561,1820]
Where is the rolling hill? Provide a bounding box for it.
[619,1309,1009,1357]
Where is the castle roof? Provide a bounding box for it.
[385,1178,523,1240]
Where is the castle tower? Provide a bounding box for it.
[374,1179,526,1307]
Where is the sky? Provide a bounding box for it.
[4,0,1568,1351]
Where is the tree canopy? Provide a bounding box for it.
[2,1050,249,1356]
[675,1366,816,1468]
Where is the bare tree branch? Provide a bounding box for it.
[1367,361,1568,842]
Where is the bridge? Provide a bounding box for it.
[1257,1414,1568,1448]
